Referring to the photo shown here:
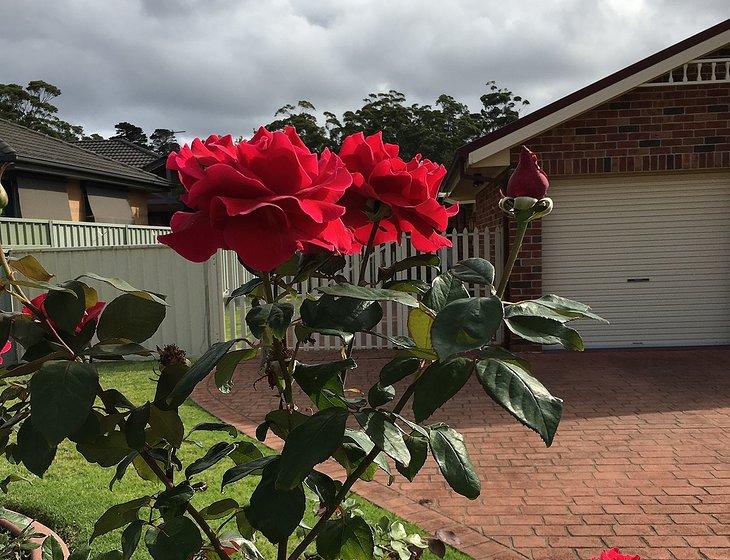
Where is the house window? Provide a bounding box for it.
[86,185,134,224]
[16,175,72,220]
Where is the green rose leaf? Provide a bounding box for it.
[43,281,86,333]
[355,410,410,466]
[16,419,57,477]
[451,258,495,286]
[246,458,305,544]
[166,340,238,408]
[368,382,395,408]
[476,347,563,446]
[124,403,150,450]
[198,498,239,520]
[276,408,348,490]
[97,294,166,343]
[185,441,237,479]
[378,254,440,282]
[30,360,99,445]
[42,534,64,560]
[431,296,503,359]
[316,514,375,560]
[292,359,353,410]
[504,315,584,350]
[221,455,277,489]
[155,482,194,519]
[148,405,184,448]
[77,431,133,468]
[429,424,480,500]
[225,277,263,305]
[214,348,258,393]
[121,520,144,560]
[379,356,421,386]
[300,295,383,334]
[246,303,294,339]
[412,358,474,423]
[511,294,608,323]
[144,517,202,560]
[423,272,469,313]
[395,431,429,482]
[8,255,53,282]
[319,283,418,307]
[78,273,167,306]
[91,496,151,541]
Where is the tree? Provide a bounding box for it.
[149,128,179,155]
[0,80,83,140]
[114,121,148,147]
[265,100,332,153]
[265,82,529,164]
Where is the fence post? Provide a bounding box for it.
[48,220,57,248]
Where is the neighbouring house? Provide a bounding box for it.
[75,137,183,225]
[446,19,730,348]
[0,118,169,225]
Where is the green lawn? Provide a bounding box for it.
[0,361,470,560]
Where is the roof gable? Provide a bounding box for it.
[459,19,730,166]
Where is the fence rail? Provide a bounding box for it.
[0,217,171,249]
[221,227,500,350]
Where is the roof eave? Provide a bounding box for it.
[10,158,169,191]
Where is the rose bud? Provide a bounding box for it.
[506,146,549,199]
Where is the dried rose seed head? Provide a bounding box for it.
[158,344,188,367]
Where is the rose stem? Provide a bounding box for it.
[288,371,422,560]
[496,219,529,299]
[140,450,232,560]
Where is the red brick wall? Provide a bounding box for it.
[521,83,730,175]
[473,82,729,348]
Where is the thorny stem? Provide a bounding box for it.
[139,450,232,560]
[262,272,295,409]
[496,220,529,299]
[287,372,422,560]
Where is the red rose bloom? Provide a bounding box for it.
[23,293,105,334]
[160,127,354,271]
[591,549,641,560]
[338,132,458,252]
[0,341,11,364]
[506,145,549,199]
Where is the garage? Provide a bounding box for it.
[542,173,730,347]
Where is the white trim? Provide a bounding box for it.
[468,30,730,167]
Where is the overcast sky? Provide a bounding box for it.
[1,1,727,143]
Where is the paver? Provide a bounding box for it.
[193,347,730,560]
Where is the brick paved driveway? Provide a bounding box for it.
[193,347,730,560]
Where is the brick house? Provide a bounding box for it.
[446,20,730,348]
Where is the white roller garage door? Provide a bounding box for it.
[542,173,730,348]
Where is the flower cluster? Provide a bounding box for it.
[160,127,458,271]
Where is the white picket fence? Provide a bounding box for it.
[221,227,502,350]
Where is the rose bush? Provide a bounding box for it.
[0,134,604,560]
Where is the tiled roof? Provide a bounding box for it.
[0,119,167,189]
[75,137,161,169]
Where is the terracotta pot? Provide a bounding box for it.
[0,510,69,560]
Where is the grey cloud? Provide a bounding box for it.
[0,0,726,143]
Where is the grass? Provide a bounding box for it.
[0,361,471,560]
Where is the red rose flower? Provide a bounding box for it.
[338,132,458,252]
[0,341,11,364]
[506,145,549,199]
[160,127,354,271]
[23,293,106,334]
[591,549,641,560]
